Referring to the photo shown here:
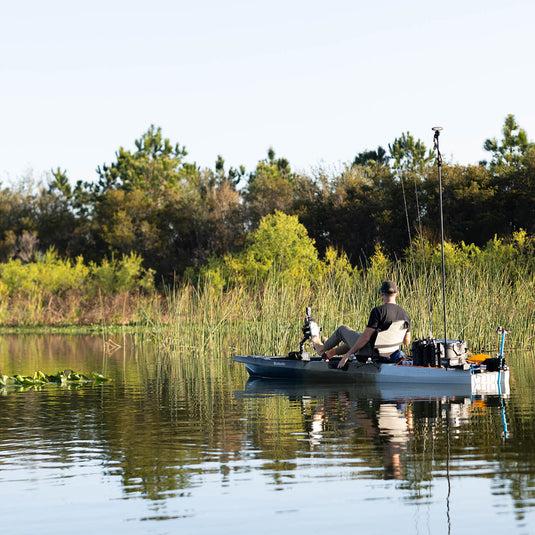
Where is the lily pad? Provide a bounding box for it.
[0,370,111,392]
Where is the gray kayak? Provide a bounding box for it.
[232,355,510,395]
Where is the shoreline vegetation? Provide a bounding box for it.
[0,223,534,354]
[1,115,534,352]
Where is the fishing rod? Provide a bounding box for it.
[433,126,448,352]
[399,172,425,339]
[413,175,434,338]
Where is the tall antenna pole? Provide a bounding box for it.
[433,126,448,349]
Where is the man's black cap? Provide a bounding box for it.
[380,280,398,294]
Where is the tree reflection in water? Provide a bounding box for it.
[1,335,535,533]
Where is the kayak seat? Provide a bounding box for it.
[356,320,409,362]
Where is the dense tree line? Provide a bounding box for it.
[1,115,534,283]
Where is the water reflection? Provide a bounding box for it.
[0,335,534,533]
[237,378,502,482]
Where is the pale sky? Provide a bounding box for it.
[1,0,534,184]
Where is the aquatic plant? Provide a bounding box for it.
[0,370,111,388]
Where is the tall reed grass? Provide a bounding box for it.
[155,261,535,359]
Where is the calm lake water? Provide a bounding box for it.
[1,334,535,534]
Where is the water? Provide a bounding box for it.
[1,334,535,534]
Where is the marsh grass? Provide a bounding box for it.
[154,261,535,360]
[1,252,533,356]
[0,291,160,327]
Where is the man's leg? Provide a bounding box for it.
[313,325,360,356]
[323,325,360,352]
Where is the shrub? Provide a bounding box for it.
[0,249,155,325]
[89,253,155,295]
[200,211,321,288]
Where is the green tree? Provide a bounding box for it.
[389,132,434,175]
[38,168,91,258]
[91,127,247,280]
[303,162,406,263]
[483,114,534,172]
[90,127,200,277]
[0,184,35,261]
[244,148,299,226]
[352,146,390,167]
[483,115,535,234]
[94,125,188,195]
[421,164,500,245]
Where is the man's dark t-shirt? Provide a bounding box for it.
[366,303,411,345]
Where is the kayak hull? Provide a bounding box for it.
[233,355,510,395]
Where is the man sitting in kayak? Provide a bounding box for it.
[309,280,411,369]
